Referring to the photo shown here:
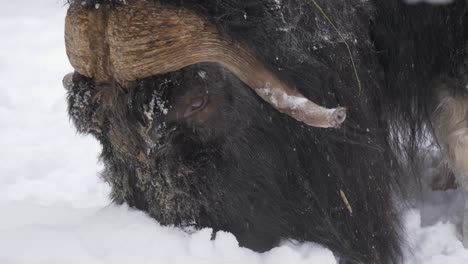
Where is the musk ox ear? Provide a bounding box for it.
[64,0,346,128]
[66,72,100,135]
[66,72,120,137]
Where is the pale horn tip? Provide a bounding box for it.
[329,107,347,128]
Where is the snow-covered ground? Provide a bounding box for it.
[0,1,467,263]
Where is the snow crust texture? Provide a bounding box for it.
[0,203,337,264]
[0,1,467,264]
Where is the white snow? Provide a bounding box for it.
[197,70,207,80]
[0,202,337,264]
[0,0,109,209]
[0,1,467,264]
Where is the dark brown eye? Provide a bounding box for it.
[191,97,205,109]
[184,95,207,118]
[161,64,226,126]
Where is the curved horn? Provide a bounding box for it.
[65,0,346,128]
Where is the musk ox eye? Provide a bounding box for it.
[188,96,207,115]
[158,64,225,126]
[165,93,210,123]
[191,97,204,108]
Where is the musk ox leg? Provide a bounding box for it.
[433,82,468,246]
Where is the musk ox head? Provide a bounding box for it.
[65,0,401,263]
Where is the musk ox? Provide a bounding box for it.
[63,0,468,263]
